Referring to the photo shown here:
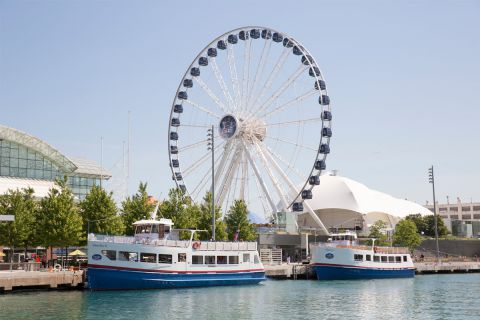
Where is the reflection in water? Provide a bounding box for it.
[1,274,480,320]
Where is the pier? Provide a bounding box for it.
[0,270,85,292]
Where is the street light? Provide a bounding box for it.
[428,166,440,263]
[207,125,215,241]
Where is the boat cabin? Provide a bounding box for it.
[133,219,174,241]
[328,232,358,246]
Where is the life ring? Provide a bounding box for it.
[192,242,201,250]
[54,264,62,272]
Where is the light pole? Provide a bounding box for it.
[428,166,440,263]
[207,125,215,241]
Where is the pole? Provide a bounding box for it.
[100,136,103,188]
[211,125,215,241]
[429,166,440,263]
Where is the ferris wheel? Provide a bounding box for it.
[168,26,332,233]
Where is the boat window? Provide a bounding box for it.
[101,250,116,261]
[254,254,260,264]
[158,254,172,264]
[354,254,363,261]
[178,253,186,263]
[192,255,203,264]
[381,256,387,263]
[403,255,408,262]
[140,253,156,263]
[373,256,380,262]
[388,256,395,263]
[217,256,227,264]
[135,226,141,234]
[141,225,152,234]
[119,251,138,262]
[366,255,371,261]
[229,256,239,264]
[152,225,158,233]
[205,256,215,265]
[243,253,250,263]
[395,256,402,263]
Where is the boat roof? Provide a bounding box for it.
[132,218,174,226]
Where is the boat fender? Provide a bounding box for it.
[54,264,62,272]
[192,242,201,250]
[373,246,377,254]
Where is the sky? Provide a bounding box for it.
[1,0,479,208]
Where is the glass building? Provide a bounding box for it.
[0,125,110,200]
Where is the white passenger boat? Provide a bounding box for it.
[310,232,415,280]
[87,218,265,290]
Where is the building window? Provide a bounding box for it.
[450,207,458,212]
[439,207,447,212]
[354,254,363,261]
[192,255,203,265]
[462,207,471,212]
[119,251,138,262]
[158,254,172,264]
[462,215,472,220]
[178,253,186,262]
[473,214,480,220]
[229,256,239,264]
[450,215,459,220]
[140,253,156,263]
[205,256,215,265]
[473,206,480,212]
[101,250,116,261]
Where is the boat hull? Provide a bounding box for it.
[87,266,265,290]
[312,264,415,280]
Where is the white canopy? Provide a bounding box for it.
[132,218,174,226]
[0,177,55,198]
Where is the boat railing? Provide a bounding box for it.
[315,242,410,254]
[89,234,257,251]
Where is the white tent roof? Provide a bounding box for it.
[0,177,55,198]
[306,173,431,218]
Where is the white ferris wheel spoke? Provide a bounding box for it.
[213,141,234,189]
[189,151,223,201]
[184,99,221,119]
[242,142,277,214]
[253,64,308,117]
[179,135,219,153]
[249,46,290,112]
[239,151,248,201]
[182,140,226,178]
[264,144,305,181]
[253,140,289,210]
[266,117,322,127]
[226,43,241,110]
[246,38,272,109]
[216,143,242,207]
[191,78,229,114]
[241,37,253,114]
[210,57,235,111]
[260,89,318,119]
[266,136,317,152]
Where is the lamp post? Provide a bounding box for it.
[207,126,215,241]
[428,166,440,263]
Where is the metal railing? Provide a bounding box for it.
[0,262,41,272]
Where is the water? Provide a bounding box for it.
[1,274,479,319]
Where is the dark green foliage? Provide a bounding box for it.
[197,192,227,241]
[225,200,256,241]
[0,188,37,260]
[366,220,389,246]
[79,185,124,238]
[393,219,422,251]
[36,179,83,248]
[406,213,448,237]
[120,182,155,235]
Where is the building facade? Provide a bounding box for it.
[0,125,110,200]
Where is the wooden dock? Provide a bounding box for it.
[0,270,85,292]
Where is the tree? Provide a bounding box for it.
[405,214,428,235]
[79,185,124,238]
[225,200,256,241]
[197,192,227,241]
[0,188,37,262]
[120,182,155,235]
[37,179,83,264]
[393,219,422,251]
[158,188,198,229]
[366,220,389,246]
[406,213,448,237]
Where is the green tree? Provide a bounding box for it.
[121,182,155,235]
[158,188,198,229]
[0,188,37,262]
[225,200,256,241]
[393,219,422,251]
[37,179,83,264]
[366,220,389,246]
[79,185,124,238]
[405,214,428,235]
[197,192,227,241]
[423,214,449,237]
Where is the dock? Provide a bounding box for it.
[0,270,85,292]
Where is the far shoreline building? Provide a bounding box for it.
[0,125,110,200]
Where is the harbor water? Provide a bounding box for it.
[1,273,480,319]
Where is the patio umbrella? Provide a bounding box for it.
[69,250,86,256]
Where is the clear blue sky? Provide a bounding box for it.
[1,0,479,206]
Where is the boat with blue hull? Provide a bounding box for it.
[87,218,265,290]
[310,232,415,280]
